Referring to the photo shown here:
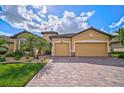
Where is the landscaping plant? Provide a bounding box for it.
[19,34,49,59]
[116,28,124,46]
[118,54,124,58]
[0,38,8,55]
[0,56,6,62]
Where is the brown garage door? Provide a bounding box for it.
[54,43,69,56]
[75,43,108,56]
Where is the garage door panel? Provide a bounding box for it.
[75,43,107,56]
[54,43,69,56]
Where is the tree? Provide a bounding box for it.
[19,34,49,59]
[19,34,36,58]
[116,28,124,46]
[35,37,48,59]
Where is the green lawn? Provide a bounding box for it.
[111,54,120,58]
[111,52,124,60]
[0,63,46,87]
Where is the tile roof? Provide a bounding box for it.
[50,27,112,39]
[10,30,39,38]
[41,31,58,34]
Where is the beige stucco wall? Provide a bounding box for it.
[52,38,71,42]
[43,33,58,42]
[51,38,71,56]
[51,29,110,56]
[72,29,110,52]
[13,39,19,52]
[43,34,50,41]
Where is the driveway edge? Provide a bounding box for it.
[25,59,53,87]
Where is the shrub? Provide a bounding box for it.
[6,50,24,57]
[28,59,32,62]
[0,56,6,62]
[5,51,15,57]
[118,54,124,58]
[0,46,8,55]
[45,50,51,55]
[111,52,124,54]
[6,50,23,61]
[14,50,23,57]
[14,55,21,60]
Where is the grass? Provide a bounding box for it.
[0,63,46,87]
[111,54,120,58]
[111,52,124,60]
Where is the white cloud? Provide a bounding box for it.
[80,11,95,21]
[0,31,13,36]
[32,5,47,14]
[41,10,95,33]
[0,5,47,32]
[100,28,111,34]
[109,16,124,28]
[0,5,95,34]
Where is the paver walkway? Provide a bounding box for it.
[26,57,124,87]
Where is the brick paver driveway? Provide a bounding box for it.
[26,57,124,87]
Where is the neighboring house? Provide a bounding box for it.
[47,27,111,57]
[0,35,14,51]
[110,36,124,52]
[0,30,44,54]
[11,30,39,52]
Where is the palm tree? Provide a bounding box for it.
[19,34,36,58]
[35,37,48,59]
[19,34,49,59]
[116,28,124,46]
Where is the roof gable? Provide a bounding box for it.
[72,27,112,37]
[11,30,38,38]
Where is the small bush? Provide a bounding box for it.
[45,50,51,55]
[0,46,8,55]
[6,50,23,58]
[14,50,23,57]
[28,59,32,62]
[118,54,124,58]
[0,56,6,62]
[14,55,21,60]
[111,52,124,54]
[5,51,15,57]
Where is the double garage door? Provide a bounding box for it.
[75,43,108,56]
[54,42,108,56]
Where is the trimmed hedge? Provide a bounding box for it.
[111,52,124,54]
[118,54,124,58]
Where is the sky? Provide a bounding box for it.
[0,5,124,36]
